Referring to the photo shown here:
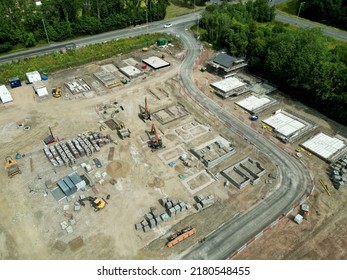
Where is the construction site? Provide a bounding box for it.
[1,38,347,261]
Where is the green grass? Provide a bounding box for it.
[0,33,180,84]
[276,0,299,15]
[165,2,204,19]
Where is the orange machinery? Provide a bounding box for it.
[166,226,196,248]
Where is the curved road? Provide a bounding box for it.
[1,9,315,260]
[177,25,313,259]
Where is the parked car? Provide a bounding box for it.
[93,158,102,168]
[164,23,172,28]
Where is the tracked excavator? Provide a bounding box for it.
[140,96,151,121]
[78,196,107,212]
[148,124,163,150]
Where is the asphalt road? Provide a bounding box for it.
[0,12,200,65]
[0,6,314,260]
[275,13,347,42]
[1,2,346,65]
[177,25,313,259]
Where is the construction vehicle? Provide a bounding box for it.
[5,156,21,178]
[114,120,131,139]
[52,87,61,98]
[78,196,107,212]
[140,96,151,122]
[148,124,163,150]
[167,226,196,248]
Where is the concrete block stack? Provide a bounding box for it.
[43,146,59,166]
[72,138,85,156]
[194,194,215,210]
[66,140,80,159]
[55,143,71,166]
[59,142,76,165]
[48,145,64,166]
[77,135,93,156]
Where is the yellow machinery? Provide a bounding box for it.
[319,179,331,196]
[5,156,21,178]
[79,196,107,212]
[52,87,61,98]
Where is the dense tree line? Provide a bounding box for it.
[0,0,169,53]
[300,0,347,30]
[200,0,347,125]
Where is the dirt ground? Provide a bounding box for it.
[0,45,346,260]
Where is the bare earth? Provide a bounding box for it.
[0,46,346,260]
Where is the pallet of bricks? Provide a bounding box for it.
[43,132,113,166]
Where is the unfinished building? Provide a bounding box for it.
[94,71,122,88]
[142,56,170,70]
[65,78,91,95]
[207,53,248,77]
[173,121,210,142]
[119,65,142,79]
[191,136,235,168]
[152,104,189,125]
[221,157,266,189]
[236,94,278,114]
[262,110,315,143]
[211,77,248,98]
[301,132,347,163]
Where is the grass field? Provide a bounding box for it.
[276,0,298,15]
[0,33,179,84]
[165,0,204,19]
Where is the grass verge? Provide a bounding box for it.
[0,33,179,84]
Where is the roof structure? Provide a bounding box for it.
[301,132,346,161]
[0,85,13,103]
[33,81,48,96]
[263,112,306,137]
[210,77,247,98]
[142,56,170,70]
[213,53,234,68]
[26,71,41,84]
[208,53,248,76]
[119,65,142,79]
[236,95,277,114]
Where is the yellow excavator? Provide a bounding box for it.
[5,156,21,178]
[78,196,107,212]
[52,87,61,98]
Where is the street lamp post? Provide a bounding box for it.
[146,10,148,34]
[297,2,305,18]
[42,18,50,45]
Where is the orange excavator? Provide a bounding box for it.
[140,96,151,121]
[149,124,163,150]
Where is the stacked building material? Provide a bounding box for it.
[43,147,59,166]
[86,133,101,152]
[44,131,112,167]
[59,142,76,165]
[194,194,214,210]
[66,140,80,159]
[72,138,85,157]
[49,146,64,166]
[54,143,70,166]
[76,135,92,156]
